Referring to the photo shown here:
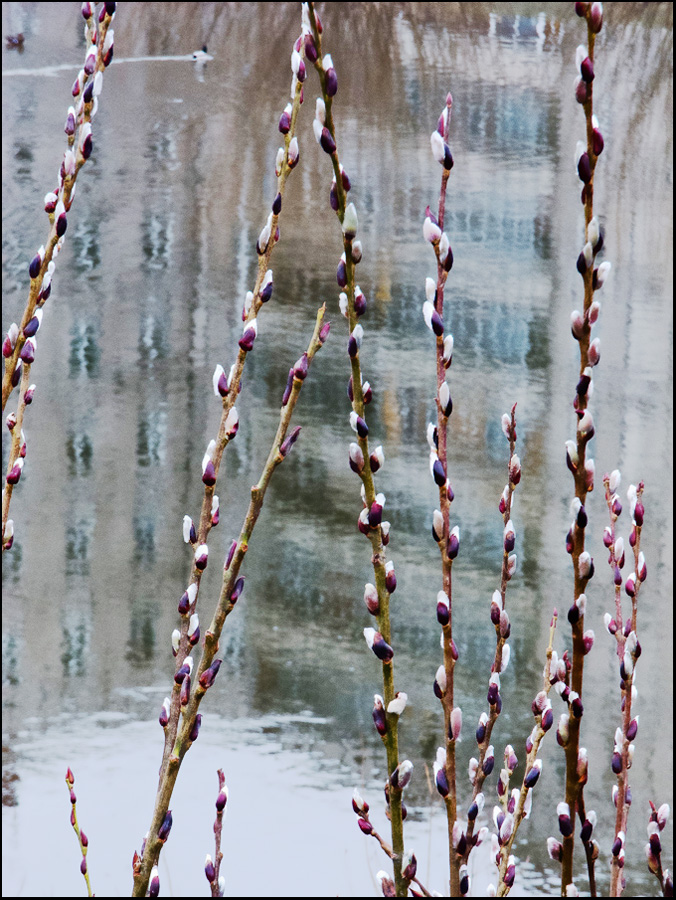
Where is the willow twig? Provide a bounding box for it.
[154,20,308,790]
[131,304,329,897]
[604,476,647,895]
[494,612,557,896]
[306,3,409,893]
[131,15,332,894]
[645,801,672,897]
[351,789,432,898]
[2,1,116,551]
[560,2,610,893]
[65,767,93,898]
[421,92,463,897]
[204,770,228,898]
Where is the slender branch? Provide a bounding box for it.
[605,477,647,895]
[422,92,461,897]
[205,770,228,898]
[461,406,520,847]
[2,1,116,549]
[645,801,672,897]
[65,767,93,898]
[495,613,557,896]
[350,791,432,898]
[306,4,408,893]
[131,304,329,897]
[154,30,308,789]
[132,20,331,891]
[561,3,609,892]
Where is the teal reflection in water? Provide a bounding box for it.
[65,518,94,574]
[68,322,100,377]
[71,217,102,272]
[66,431,93,477]
[60,616,88,678]
[1,3,672,897]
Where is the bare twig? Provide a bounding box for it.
[65,767,93,898]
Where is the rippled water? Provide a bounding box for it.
[2,3,672,897]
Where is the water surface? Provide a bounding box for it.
[2,2,672,896]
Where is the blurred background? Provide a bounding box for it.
[2,2,672,896]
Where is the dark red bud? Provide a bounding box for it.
[199,659,222,689]
[279,425,302,458]
[320,126,336,155]
[238,327,256,352]
[189,713,202,742]
[580,57,594,82]
[281,368,294,407]
[578,152,592,184]
[325,67,337,97]
[304,32,317,63]
[158,809,173,843]
[230,575,245,604]
[318,321,331,344]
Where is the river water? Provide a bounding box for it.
[2,3,672,896]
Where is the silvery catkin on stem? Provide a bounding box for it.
[305,4,410,895]
[645,801,672,896]
[131,17,330,896]
[133,274,330,887]
[423,92,464,897]
[154,12,309,785]
[2,2,116,553]
[460,405,553,898]
[603,475,648,896]
[490,611,559,898]
[558,3,611,894]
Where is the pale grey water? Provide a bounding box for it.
[2,3,672,897]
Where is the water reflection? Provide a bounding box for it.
[69,322,101,377]
[65,515,95,574]
[2,2,672,897]
[13,144,32,183]
[65,431,93,476]
[60,613,88,677]
[70,218,102,272]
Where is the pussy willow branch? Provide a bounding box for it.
[65,767,93,898]
[424,92,462,897]
[494,613,557,897]
[131,25,319,895]
[2,363,31,552]
[152,31,307,792]
[605,477,646,896]
[352,804,432,898]
[306,4,407,894]
[131,304,328,897]
[561,2,609,892]
[646,801,672,896]
[2,1,115,551]
[452,405,522,895]
[204,769,228,897]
